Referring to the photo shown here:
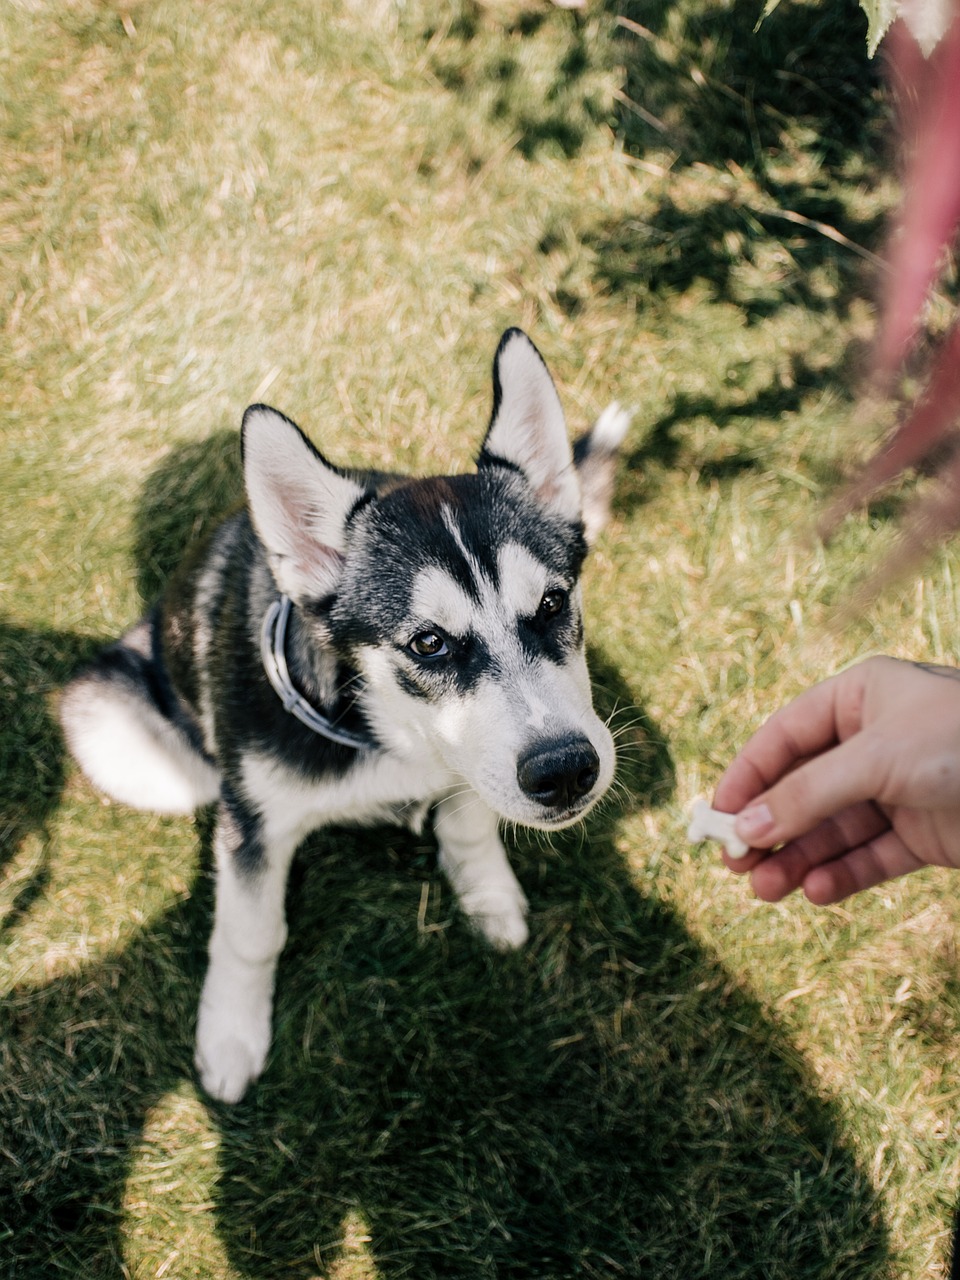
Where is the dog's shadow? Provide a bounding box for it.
[0,434,890,1277]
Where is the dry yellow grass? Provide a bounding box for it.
[3,0,960,1277]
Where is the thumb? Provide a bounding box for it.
[734,732,886,849]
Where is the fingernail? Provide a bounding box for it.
[735,803,774,843]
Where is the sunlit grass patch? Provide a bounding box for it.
[120,1083,232,1280]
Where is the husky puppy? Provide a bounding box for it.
[60,329,628,1103]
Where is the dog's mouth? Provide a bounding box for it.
[525,799,600,832]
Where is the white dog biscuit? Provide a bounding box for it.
[687,799,750,859]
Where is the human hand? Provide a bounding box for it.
[713,656,960,903]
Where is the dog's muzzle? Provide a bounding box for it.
[516,736,600,814]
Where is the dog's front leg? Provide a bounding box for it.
[434,789,529,951]
[194,797,297,1103]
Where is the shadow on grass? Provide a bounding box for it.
[426,3,612,162]
[616,357,835,510]
[426,0,888,524]
[597,0,886,317]
[433,0,885,324]
[0,624,99,929]
[0,434,891,1278]
[611,0,881,176]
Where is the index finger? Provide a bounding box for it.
[713,672,854,814]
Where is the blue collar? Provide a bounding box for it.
[260,595,373,751]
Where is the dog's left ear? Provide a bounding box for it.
[478,329,581,526]
[242,405,368,603]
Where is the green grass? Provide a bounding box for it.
[3,0,960,1275]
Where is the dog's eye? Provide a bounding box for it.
[537,589,567,621]
[409,631,449,659]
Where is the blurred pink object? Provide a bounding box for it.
[823,6,960,550]
[873,12,960,381]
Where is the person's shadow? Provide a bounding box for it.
[1,434,890,1277]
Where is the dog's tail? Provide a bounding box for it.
[573,401,631,546]
[60,614,221,815]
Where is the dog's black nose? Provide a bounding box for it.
[517,737,600,810]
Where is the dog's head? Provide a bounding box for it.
[242,329,624,830]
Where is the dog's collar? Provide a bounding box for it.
[260,595,373,751]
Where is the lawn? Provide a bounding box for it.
[3,0,960,1276]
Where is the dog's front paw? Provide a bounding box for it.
[459,885,530,951]
[195,1034,268,1105]
[194,980,272,1104]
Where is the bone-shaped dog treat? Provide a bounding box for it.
[686,799,750,859]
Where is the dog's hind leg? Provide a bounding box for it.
[194,793,299,1103]
[59,615,220,815]
[435,789,529,951]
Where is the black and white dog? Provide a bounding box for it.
[60,329,628,1102]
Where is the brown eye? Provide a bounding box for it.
[538,589,567,621]
[409,631,449,659]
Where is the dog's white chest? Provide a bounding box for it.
[239,749,447,845]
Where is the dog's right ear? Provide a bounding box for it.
[242,405,367,603]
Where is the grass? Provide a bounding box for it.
[3,0,960,1275]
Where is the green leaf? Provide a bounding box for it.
[860,0,897,55]
[756,0,899,57]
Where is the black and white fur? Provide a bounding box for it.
[60,329,629,1103]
